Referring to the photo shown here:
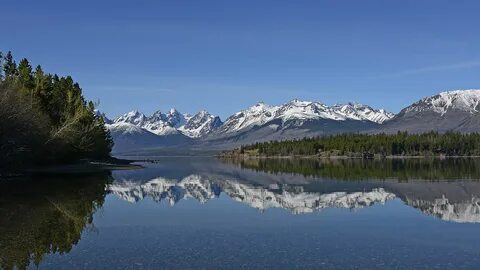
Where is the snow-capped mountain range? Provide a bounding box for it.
[100,89,480,153]
[108,108,222,138]
[217,100,393,135]
[101,99,393,149]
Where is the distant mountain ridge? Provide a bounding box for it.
[102,99,393,152]
[378,89,480,133]
[112,109,221,138]
[101,89,480,153]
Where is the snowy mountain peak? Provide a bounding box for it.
[404,89,480,116]
[250,102,271,111]
[287,99,313,106]
[217,99,393,134]
[219,102,278,134]
[165,108,186,128]
[178,110,222,138]
[197,110,209,116]
[109,98,393,141]
[93,109,113,124]
[115,110,147,126]
[168,108,179,115]
[332,102,395,124]
[113,109,179,136]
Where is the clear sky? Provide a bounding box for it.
[2,0,480,119]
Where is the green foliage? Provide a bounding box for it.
[0,51,113,169]
[234,132,480,157]
[3,51,17,79]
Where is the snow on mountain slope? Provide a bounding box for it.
[276,99,394,123]
[218,100,393,134]
[332,102,395,124]
[275,100,343,121]
[113,109,219,137]
[377,89,480,134]
[114,110,179,136]
[218,102,279,134]
[107,122,147,135]
[115,110,147,126]
[102,90,480,141]
[404,89,480,116]
[178,110,223,138]
[107,99,393,143]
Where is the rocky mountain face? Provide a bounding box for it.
[178,110,223,138]
[216,100,393,135]
[106,122,192,153]
[378,89,480,133]
[112,108,219,137]
[103,109,222,153]
[204,100,393,148]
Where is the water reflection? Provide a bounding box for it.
[109,175,395,214]
[110,158,480,222]
[0,174,111,270]
[224,157,480,180]
[2,158,480,269]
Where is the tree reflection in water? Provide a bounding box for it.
[224,157,480,181]
[0,174,111,270]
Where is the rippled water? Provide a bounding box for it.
[2,158,480,269]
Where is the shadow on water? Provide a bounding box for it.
[0,173,112,270]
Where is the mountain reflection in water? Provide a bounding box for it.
[110,157,480,223]
[2,157,480,270]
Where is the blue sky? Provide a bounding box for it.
[2,0,480,119]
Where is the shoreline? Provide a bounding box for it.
[218,154,480,160]
[2,158,142,178]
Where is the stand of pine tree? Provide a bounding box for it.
[226,132,480,158]
[0,51,113,170]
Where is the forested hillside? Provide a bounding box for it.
[226,132,480,157]
[0,51,113,169]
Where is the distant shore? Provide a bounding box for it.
[219,153,480,159]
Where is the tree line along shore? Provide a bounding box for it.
[221,132,480,158]
[0,51,113,171]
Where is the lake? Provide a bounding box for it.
[2,157,480,269]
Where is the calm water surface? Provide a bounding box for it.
[2,158,480,269]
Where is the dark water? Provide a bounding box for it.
[2,158,480,270]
